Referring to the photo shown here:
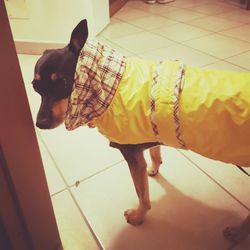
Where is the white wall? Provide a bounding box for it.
[8,0,109,47]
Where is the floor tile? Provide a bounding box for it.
[190,2,239,15]
[112,31,174,54]
[138,44,218,67]
[100,19,142,39]
[37,134,66,195]
[23,78,42,122]
[95,36,136,57]
[184,34,250,59]
[127,15,177,31]
[188,16,243,32]
[72,148,250,250]
[178,150,250,209]
[225,51,250,70]
[18,54,40,85]
[159,8,206,22]
[38,126,123,186]
[220,24,250,43]
[204,60,247,71]
[52,190,100,250]
[217,9,250,23]
[18,54,42,124]
[153,23,211,42]
[126,0,179,14]
[170,0,215,9]
[113,6,149,21]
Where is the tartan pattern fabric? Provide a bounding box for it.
[150,60,186,147]
[150,61,162,142]
[173,62,186,148]
[65,40,126,130]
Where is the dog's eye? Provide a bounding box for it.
[51,79,71,99]
[51,73,58,81]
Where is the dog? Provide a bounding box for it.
[33,19,250,249]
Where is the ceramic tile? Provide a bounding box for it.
[23,79,41,122]
[178,150,250,209]
[190,2,239,15]
[113,6,149,21]
[38,126,123,186]
[95,36,136,57]
[220,24,250,43]
[225,51,250,70]
[100,19,142,39]
[184,34,250,59]
[127,15,177,31]
[112,31,174,54]
[153,23,211,42]
[188,16,243,32]
[126,1,179,14]
[170,0,214,9]
[52,190,100,250]
[159,8,206,22]
[203,60,246,71]
[18,54,42,124]
[137,44,218,67]
[37,134,66,195]
[72,148,250,250]
[217,9,250,24]
[18,54,40,85]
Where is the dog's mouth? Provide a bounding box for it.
[36,116,64,129]
[36,97,69,130]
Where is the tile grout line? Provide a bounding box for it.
[126,0,249,19]
[202,59,249,71]
[67,191,105,250]
[177,149,250,212]
[67,159,125,189]
[37,131,106,250]
[119,1,250,43]
[109,1,250,57]
[105,16,250,66]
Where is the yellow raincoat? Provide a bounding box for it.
[94,58,250,167]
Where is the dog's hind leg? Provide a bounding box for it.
[110,143,158,225]
[147,145,162,177]
[223,213,250,249]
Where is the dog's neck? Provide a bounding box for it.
[65,39,126,131]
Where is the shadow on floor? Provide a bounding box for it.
[110,173,250,250]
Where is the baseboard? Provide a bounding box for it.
[15,40,66,55]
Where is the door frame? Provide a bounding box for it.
[0,2,62,249]
[109,0,128,16]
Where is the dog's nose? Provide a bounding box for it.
[36,119,51,129]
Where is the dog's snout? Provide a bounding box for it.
[36,118,51,129]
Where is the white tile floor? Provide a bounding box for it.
[18,0,250,249]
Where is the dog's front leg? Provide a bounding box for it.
[118,145,151,225]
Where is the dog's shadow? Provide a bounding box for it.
[109,172,250,250]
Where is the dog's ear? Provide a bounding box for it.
[68,19,88,54]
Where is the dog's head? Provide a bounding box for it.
[32,19,88,129]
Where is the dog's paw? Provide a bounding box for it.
[223,226,248,249]
[147,167,159,177]
[124,209,144,225]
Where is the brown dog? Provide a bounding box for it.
[33,20,250,249]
